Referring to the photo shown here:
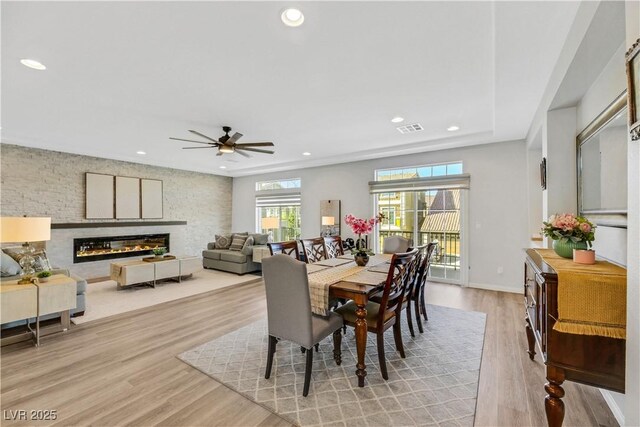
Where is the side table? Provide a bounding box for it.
[1,282,38,346]
[1,274,76,346]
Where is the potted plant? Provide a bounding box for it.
[541,214,596,259]
[37,270,52,282]
[152,247,167,259]
[344,213,385,266]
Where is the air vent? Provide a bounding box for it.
[396,123,423,134]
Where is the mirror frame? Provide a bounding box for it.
[576,91,627,228]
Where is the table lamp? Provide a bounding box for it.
[261,217,279,239]
[321,216,335,236]
[0,217,51,284]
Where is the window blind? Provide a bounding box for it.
[255,193,301,207]
[369,174,470,194]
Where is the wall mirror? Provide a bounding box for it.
[577,91,627,227]
[320,200,341,236]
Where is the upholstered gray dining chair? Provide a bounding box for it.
[382,235,414,254]
[262,254,344,396]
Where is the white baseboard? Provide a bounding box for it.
[467,282,521,294]
[599,389,625,426]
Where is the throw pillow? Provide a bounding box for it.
[214,234,232,249]
[240,236,255,256]
[229,234,248,252]
[1,251,22,277]
[2,247,52,273]
[32,250,53,272]
[249,233,270,245]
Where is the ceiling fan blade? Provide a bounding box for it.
[235,149,251,158]
[170,137,217,145]
[235,142,274,147]
[237,147,275,154]
[227,132,243,144]
[188,130,220,144]
[216,151,224,156]
[182,146,216,149]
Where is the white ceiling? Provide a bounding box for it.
[1,1,579,177]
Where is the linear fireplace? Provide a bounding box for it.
[73,233,170,263]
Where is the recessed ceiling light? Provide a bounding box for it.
[20,59,46,70]
[302,152,311,156]
[447,125,460,132]
[391,117,404,124]
[281,8,304,27]
[219,165,227,169]
[136,151,146,155]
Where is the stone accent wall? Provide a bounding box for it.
[1,144,232,277]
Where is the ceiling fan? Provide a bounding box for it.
[170,126,275,157]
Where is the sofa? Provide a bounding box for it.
[202,232,270,275]
[1,267,87,329]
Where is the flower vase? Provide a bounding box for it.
[553,240,588,259]
[354,252,369,267]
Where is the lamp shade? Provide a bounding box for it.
[261,217,279,230]
[0,217,51,243]
[321,216,335,226]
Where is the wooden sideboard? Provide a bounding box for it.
[523,249,625,427]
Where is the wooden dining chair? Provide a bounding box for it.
[262,255,343,396]
[382,235,414,254]
[335,249,418,380]
[267,241,302,261]
[300,237,328,263]
[323,236,344,258]
[411,242,438,332]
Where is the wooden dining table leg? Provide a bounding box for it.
[354,299,368,387]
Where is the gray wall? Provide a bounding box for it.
[1,144,232,277]
[233,140,529,293]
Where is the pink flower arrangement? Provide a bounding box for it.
[345,213,385,254]
[541,213,595,247]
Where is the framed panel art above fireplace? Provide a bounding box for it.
[73,233,170,263]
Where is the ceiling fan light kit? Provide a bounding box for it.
[171,125,275,158]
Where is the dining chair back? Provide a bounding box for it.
[262,254,343,396]
[323,236,345,258]
[411,242,438,331]
[267,241,302,261]
[382,235,414,254]
[300,237,328,263]
[335,248,418,380]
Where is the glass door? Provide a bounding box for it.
[375,188,466,284]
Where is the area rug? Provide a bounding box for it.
[179,304,486,426]
[72,269,261,325]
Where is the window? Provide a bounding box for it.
[256,194,301,241]
[372,162,467,284]
[375,162,463,181]
[256,178,301,191]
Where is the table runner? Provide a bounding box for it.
[308,254,392,316]
[533,249,626,339]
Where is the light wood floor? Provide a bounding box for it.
[1,281,618,427]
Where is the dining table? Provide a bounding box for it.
[306,253,394,387]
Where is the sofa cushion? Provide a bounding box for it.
[202,249,225,260]
[1,251,22,277]
[229,234,248,251]
[249,233,270,245]
[220,251,248,263]
[214,234,233,249]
